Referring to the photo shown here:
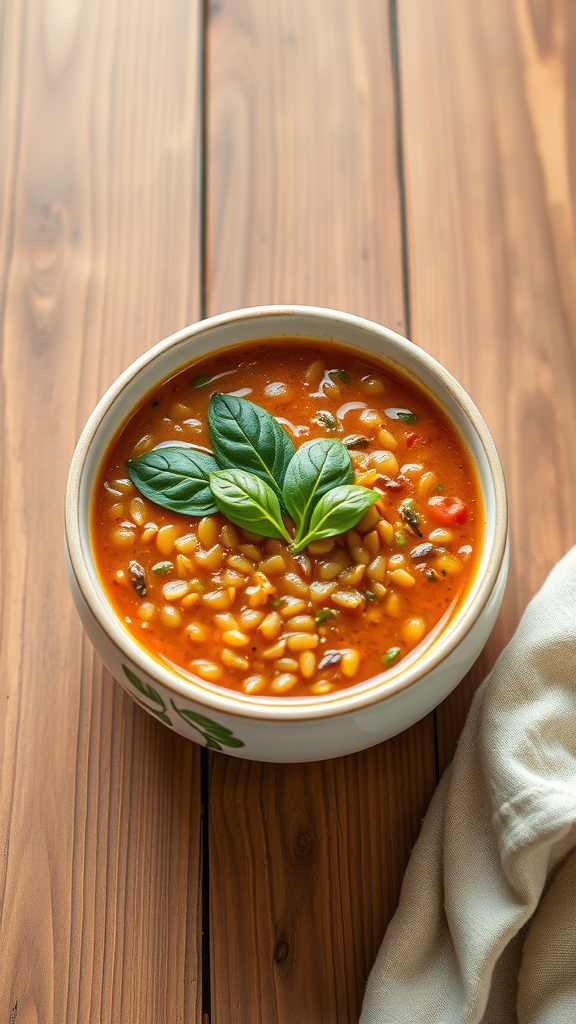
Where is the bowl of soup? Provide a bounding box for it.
[65,305,508,762]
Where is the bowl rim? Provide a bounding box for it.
[65,304,508,722]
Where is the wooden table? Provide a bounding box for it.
[2,1,575,1020]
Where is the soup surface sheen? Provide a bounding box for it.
[91,340,482,697]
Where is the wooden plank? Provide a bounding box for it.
[207,0,405,327]
[206,2,437,1020]
[208,728,435,1023]
[399,0,576,770]
[0,2,203,1021]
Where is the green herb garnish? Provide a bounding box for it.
[385,407,419,424]
[152,561,174,575]
[365,589,377,602]
[291,485,378,553]
[382,647,401,667]
[207,392,295,500]
[126,447,219,516]
[394,529,407,547]
[315,607,338,624]
[331,369,352,384]
[210,469,291,541]
[283,438,353,545]
[190,373,212,388]
[127,393,378,552]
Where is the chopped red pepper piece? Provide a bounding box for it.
[405,430,420,448]
[428,495,468,524]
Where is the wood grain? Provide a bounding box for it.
[207,0,406,329]
[399,0,576,769]
[205,2,436,1020]
[208,727,435,1024]
[0,2,203,1021]
[4,0,571,1019]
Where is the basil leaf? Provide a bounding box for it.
[126,446,219,515]
[293,485,379,552]
[282,439,353,541]
[209,469,291,541]
[207,393,295,497]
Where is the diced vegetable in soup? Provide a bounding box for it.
[91,340,482,697]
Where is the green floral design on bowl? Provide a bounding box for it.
[122,665,245,750]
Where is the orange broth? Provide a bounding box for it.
[91,340,482,697]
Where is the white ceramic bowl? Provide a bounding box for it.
[65,305,508,762]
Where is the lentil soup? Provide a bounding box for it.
[91,340,482,697]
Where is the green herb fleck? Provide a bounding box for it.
[190,579,207,593]
[394,529,407,547]
[436,483,445,493]
[382,647,401,667]
[152,560,173,575]
[365,589,377,602]
[397,411,419,424]
[270,598,281,609]
[316,607,338,624]
[191,373,212,388]
[331,369,352,384]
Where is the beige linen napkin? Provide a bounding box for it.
[361,546,576,1024]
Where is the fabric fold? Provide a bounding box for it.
[361,546,576,1024]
